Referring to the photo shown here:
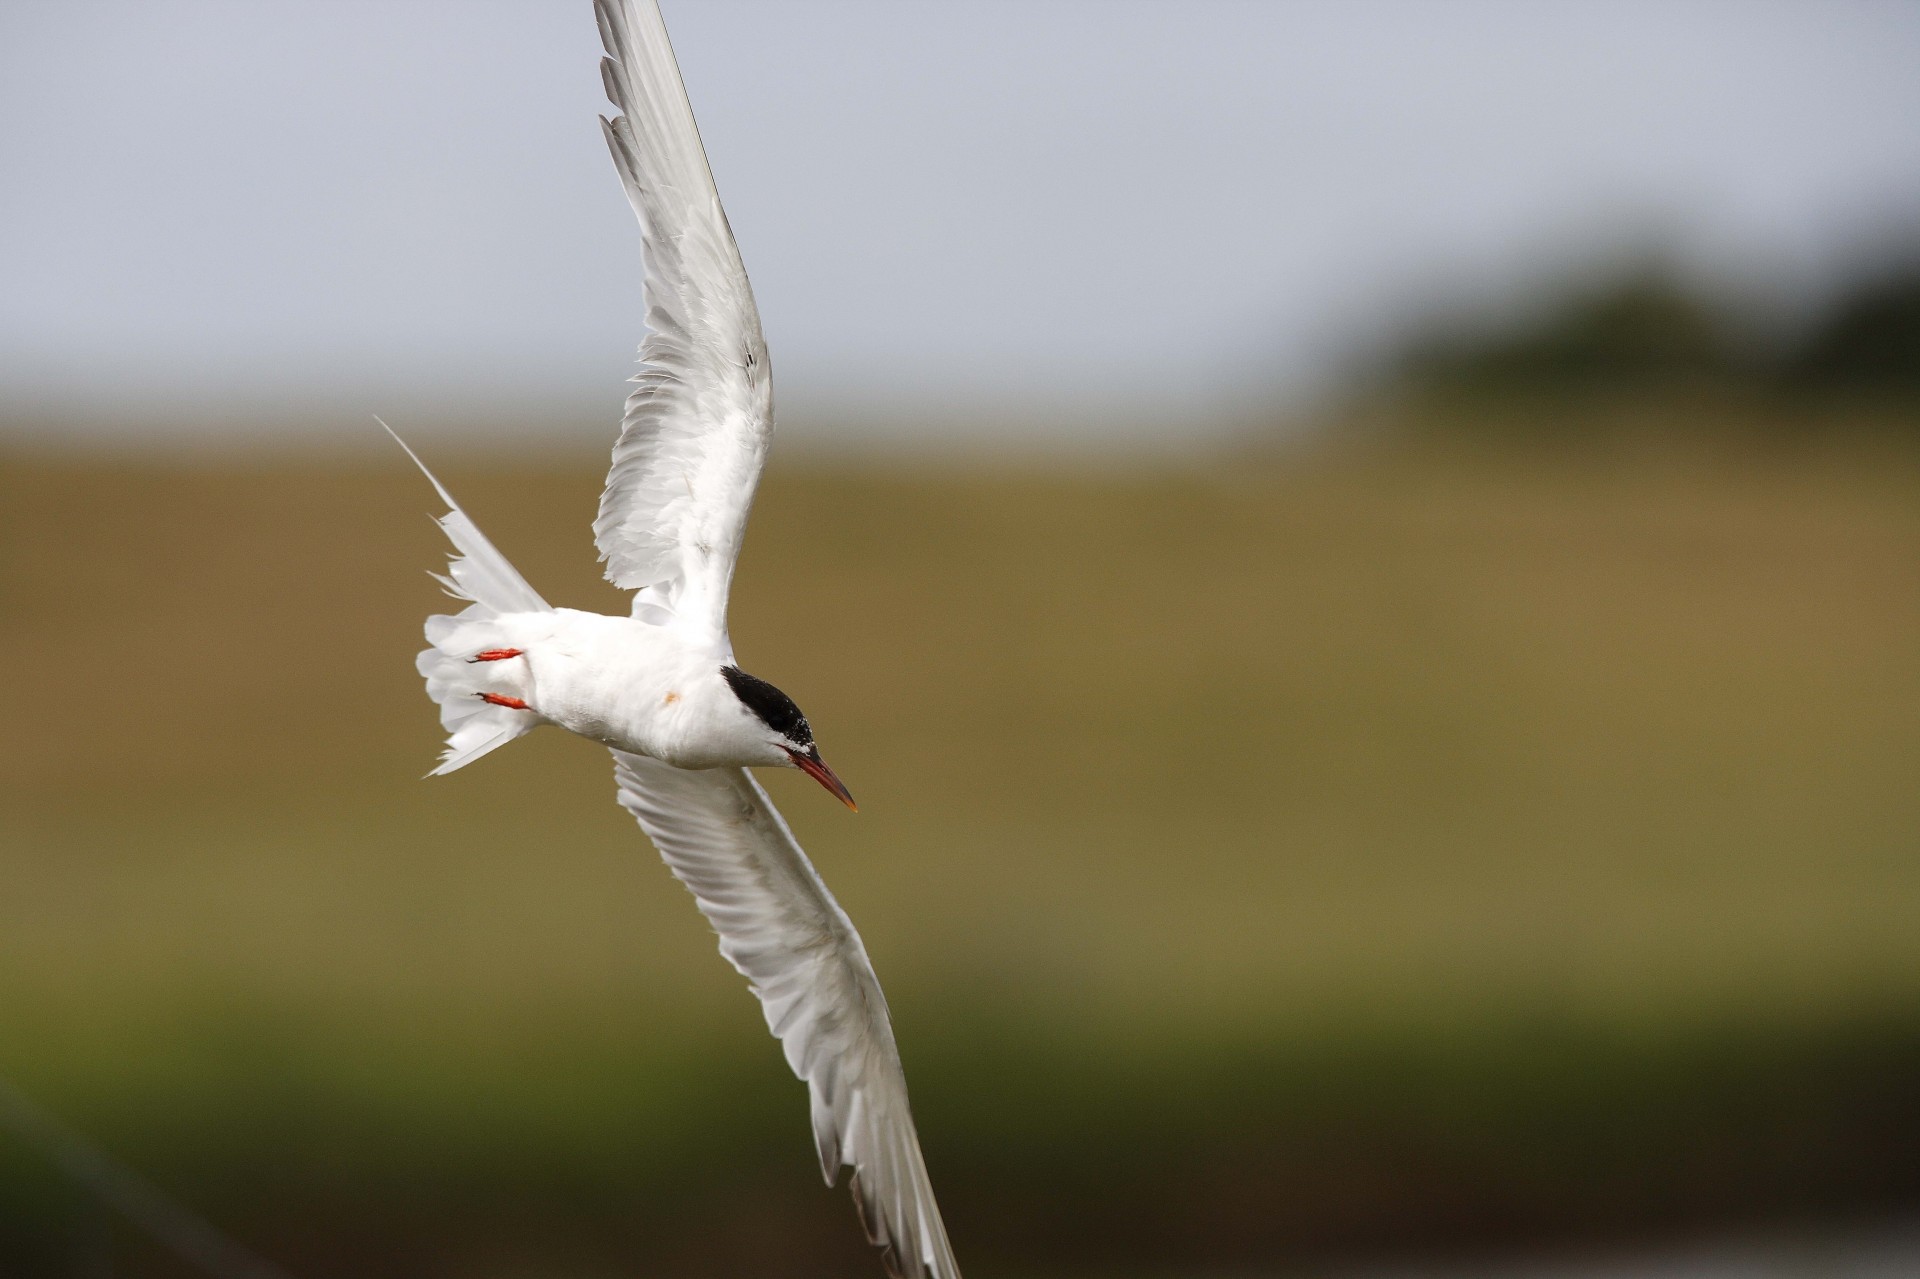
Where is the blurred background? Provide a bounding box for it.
[3,1,1919,1276]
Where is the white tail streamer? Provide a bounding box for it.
[381,419,553,774]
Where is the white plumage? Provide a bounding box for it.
[612,754,961,1279]
[593,0,772,643]
[392,3,964,1276]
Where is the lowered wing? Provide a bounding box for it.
[593,0,773,643]
[611,752,963,1279]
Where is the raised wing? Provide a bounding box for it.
[593,0,773,643]
[611,752,962,1279]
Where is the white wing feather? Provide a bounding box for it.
[593,0,773,642]
[593,5,957,1271]
[611,752,962,1279]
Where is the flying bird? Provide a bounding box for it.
[391,2,962,1275]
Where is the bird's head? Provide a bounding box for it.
[721,665,857,810]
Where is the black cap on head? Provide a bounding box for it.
[721,666,813,746]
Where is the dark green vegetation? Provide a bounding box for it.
[1,437,1917,1276]
[1370,249,1920,434]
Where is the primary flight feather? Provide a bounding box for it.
[393,2,963,1275]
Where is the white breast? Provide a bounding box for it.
[504,609,751,767]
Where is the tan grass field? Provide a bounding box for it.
[1,440,1916,1274]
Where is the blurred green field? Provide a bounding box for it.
[1,438,1917,1276]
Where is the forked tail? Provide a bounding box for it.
[382,420,553,775]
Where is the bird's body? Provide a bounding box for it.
[423,607,781,770]
[389,2,962,1276]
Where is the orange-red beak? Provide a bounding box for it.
[786,747,858,811]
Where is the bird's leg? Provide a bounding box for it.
[477,692,530,710]
[468,648,525,663]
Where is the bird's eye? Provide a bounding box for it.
[721,665,813,747]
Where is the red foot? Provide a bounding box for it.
[477,692,530,710]
[469,648,525,663]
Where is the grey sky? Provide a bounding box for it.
[4,1,1919,451]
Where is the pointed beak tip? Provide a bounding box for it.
[788,748,859,812]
